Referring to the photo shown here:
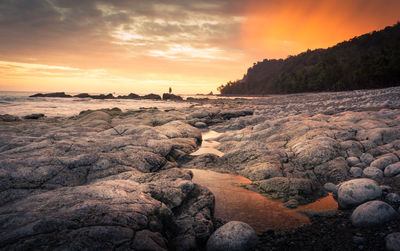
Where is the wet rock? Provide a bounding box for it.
[337,178,382,209]
[384,162,400,177]
[370,153,399,170]
[350,166,363,177]
[386,232,400,251]
[206,221,258,251]
[351,200,398,227]
[283,199,299,209]
[362,166,383,178]
[23,113,45,120]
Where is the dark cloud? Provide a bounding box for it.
[0,0,246,63]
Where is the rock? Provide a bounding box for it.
[74,93,91,98]
[283,199,299,208]
[351,200,398,227]
[29,92,71,98]
[337,178,382,209]
[206,221,258,251]
[386,232,400,251]
[23,113,45,119]
[255,177,316,202]
[347,157,361,166]
[0,114,20,122]
[323,183,338,193]
[350,167,363,177]
[117,93,140,99]
[360,153,375,165]
[290,136,342,167]
[362,166,383,178]
[91,93,114,99]
[142,93,162,100]
[385,162,400,177]
[194,122,207,128]
[240,163,283,181]
[353,162,367,169]
[386,193,400,203]
[162,93,183,101]
[370,154,399,170]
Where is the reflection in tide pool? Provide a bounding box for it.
[191,130,224,157]
[189,169,337,233]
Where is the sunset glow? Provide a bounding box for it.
[0,0,399,94]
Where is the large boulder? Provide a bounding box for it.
[351,200,398,227]
[337,178,382,209]
[206,221,258,251]
[370,154,399,170]
[385,162,400,177]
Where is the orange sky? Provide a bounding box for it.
[0,0,399,94]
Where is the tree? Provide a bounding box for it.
[169,87,172,94]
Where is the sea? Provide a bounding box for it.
[0,91,215,118]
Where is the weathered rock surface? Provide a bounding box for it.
[337,179,382,209]
[351,200,398,227]
[206,221,258,251]
[0,110,214,250]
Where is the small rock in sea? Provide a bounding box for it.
[362,166,383,178]
[384,162,400,177]
[347,157,361,166]
[350,167,363,178]
[386,193,400,203]
[323,182,338,193]
[351,200,398,227]
[283,199,299,209]
[337,178,382,209]
[206,221,258,251]
[360,153,375,165]
[23,113,45,120]
[386,232,400,251]
[194,122,207,128]
[0,114,20,122]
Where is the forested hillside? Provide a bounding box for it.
[219,22,400,95]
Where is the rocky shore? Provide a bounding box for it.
[2,86,400,250]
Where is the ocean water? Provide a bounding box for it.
[0,91,194,117]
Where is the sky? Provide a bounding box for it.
[0,0,399,94]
